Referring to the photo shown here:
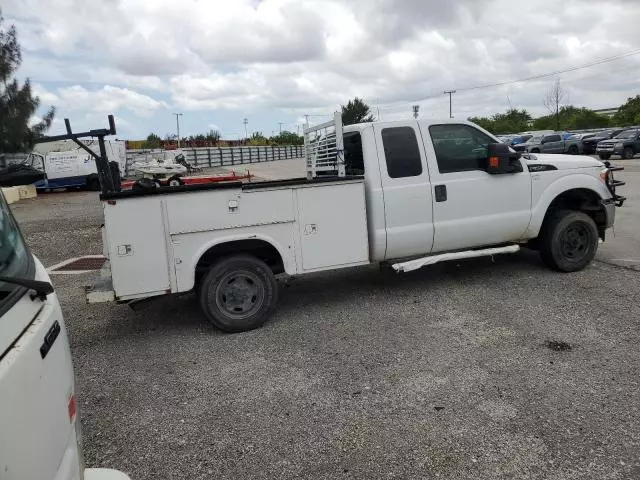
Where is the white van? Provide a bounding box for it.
[26,140,126,191]
[0,190,130,480]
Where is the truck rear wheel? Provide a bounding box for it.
[539,210,598,272]
[198,254,278,332]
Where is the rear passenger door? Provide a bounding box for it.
[374,121,434,260]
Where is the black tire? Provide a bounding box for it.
[622,147,634,160]
[133,178,156,190]
[539,210,598,272]
[530,148,540,154]
[153,179,162,188]
[599,154,611,160]
[87,176,100,191]
[168,175,184,187]
[198,254,278,332]
[568,145,579,155]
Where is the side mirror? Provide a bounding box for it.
[486,143,522,174]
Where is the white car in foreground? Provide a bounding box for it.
[0,190,130,480]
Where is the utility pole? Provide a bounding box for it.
[412,105,420,119]
[304,115,310,128]
[173,113,183,148]
[243,118,248,142]
[443,90,456,118]
[278,122,285,134]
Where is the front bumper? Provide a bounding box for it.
[602,200,616,228]
[597,146,623,156]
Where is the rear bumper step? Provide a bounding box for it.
[84,261,115,303]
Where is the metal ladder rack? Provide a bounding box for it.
[303,112,344,179]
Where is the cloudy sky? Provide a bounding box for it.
[3,0,640,140]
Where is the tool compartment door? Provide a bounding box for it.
[103,196,171,298]
[296,180,369,272]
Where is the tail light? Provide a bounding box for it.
[68,394,77,423]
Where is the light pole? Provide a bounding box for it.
[443,90,456,118]
[243,118,248,142]
[412,105,420,119]
[278,122,285,135]
[173,113,183,148]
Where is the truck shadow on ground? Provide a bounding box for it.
[98,247,551,339]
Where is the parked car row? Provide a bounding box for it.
[497,127,640,159]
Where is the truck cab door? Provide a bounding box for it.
[374,121,434,260]
[424,123,532,252]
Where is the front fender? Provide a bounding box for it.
[526,173,610,237]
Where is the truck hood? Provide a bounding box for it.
[525,153,603,170]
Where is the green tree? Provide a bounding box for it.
[341,97,374,126]
[613,95,640,126]
[248,131,268,145]
[143,133,162,149]
[270,130,303,145]
[205,129,221,143]
[532,106,610,131]
[469,108,532,134]
[0,10,55,153]
[543,78,565,131]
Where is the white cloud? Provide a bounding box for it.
[4,0,640,132]
[56,85,168,117]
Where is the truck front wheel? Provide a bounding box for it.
[539,210,598,272]
[198,254,278,332]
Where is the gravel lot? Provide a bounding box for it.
[10,159,640,480]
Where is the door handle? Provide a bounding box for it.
[434,185,447,202]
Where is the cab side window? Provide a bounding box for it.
[381,127,422,178]
[429,124,495,174]
[343,132,365,175]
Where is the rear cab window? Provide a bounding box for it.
[381,127,422,178]
[343,131,365,175]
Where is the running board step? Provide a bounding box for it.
[392,245,520,273]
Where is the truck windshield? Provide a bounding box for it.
[0,193,31,301]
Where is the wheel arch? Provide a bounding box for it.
[188,234,291,291]
[532,184,608,240]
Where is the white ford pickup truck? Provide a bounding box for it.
[87,114,625,332]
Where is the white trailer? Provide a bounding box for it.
[87,113,625,332]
